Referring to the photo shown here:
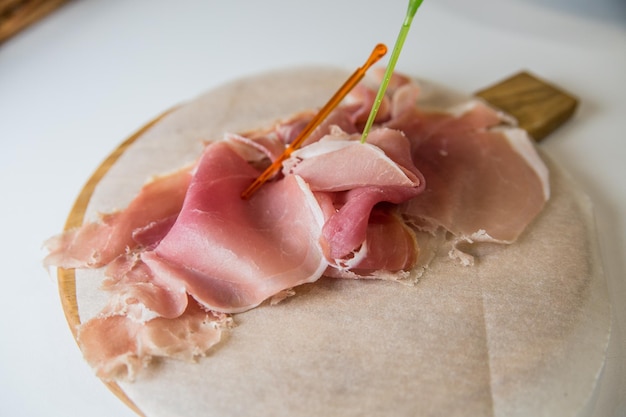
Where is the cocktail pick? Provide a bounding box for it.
[241,43,388,199]
[360,0,424,143]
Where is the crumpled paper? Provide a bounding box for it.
[73,68,611,417]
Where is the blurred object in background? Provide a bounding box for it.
[0,0,70,44]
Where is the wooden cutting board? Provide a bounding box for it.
[56,69,590,417]
[0,0,69,43]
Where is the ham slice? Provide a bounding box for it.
[285,127,422,192]
[342,83,392,126]
[78,298,232,381]
[44,167,192,268]
[324,208,419,279]
[101,253,188,321]
[285,127,424,269]
[142,141,329,313]
[392,101,549,251]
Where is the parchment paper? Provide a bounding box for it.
[75,68,611,417]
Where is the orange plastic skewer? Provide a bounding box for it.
[241,43,388,199]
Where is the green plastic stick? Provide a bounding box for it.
[360,0,424,143]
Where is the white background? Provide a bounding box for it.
[1,0,625,416]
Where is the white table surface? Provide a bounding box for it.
[1,1,625,416]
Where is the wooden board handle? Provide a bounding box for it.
[475,71,578,141]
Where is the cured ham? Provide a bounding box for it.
[101,253,188,321]
[43,167,192,269]
[284,127,422,192]
[142,141,329,313]
[44,70,550,380]
[284,127,424,269]
[389,100,549,249]
[324,208,419,278]
[78,298,232,380]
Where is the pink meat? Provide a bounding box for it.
[394,101,549,244]
[101,253,188,321]
[223,132,285,167]
[273,110,316,144]
[356,210,419,272]
[285,127,424,268]
[324,208,419,278]
[370,67,414,94]
[44,167,192,268]
[320,184,421,265]
[342,83,391,126]
[284,130,421,191]
[130,215,178,249]
[141,141,329,313]
[78,298,231,381]
[300,106,360,147]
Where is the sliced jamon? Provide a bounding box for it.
[284,128,421,191]
[342,82,392,126]
[324,208,419,278]
[285,127,424,269]
[394,101,549,247]
[44,167,192,268]
[142,141,329,313]
[223,132,286,167]
[77,298,231,381]
[101,253,188,322]
[44,70,553,383]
